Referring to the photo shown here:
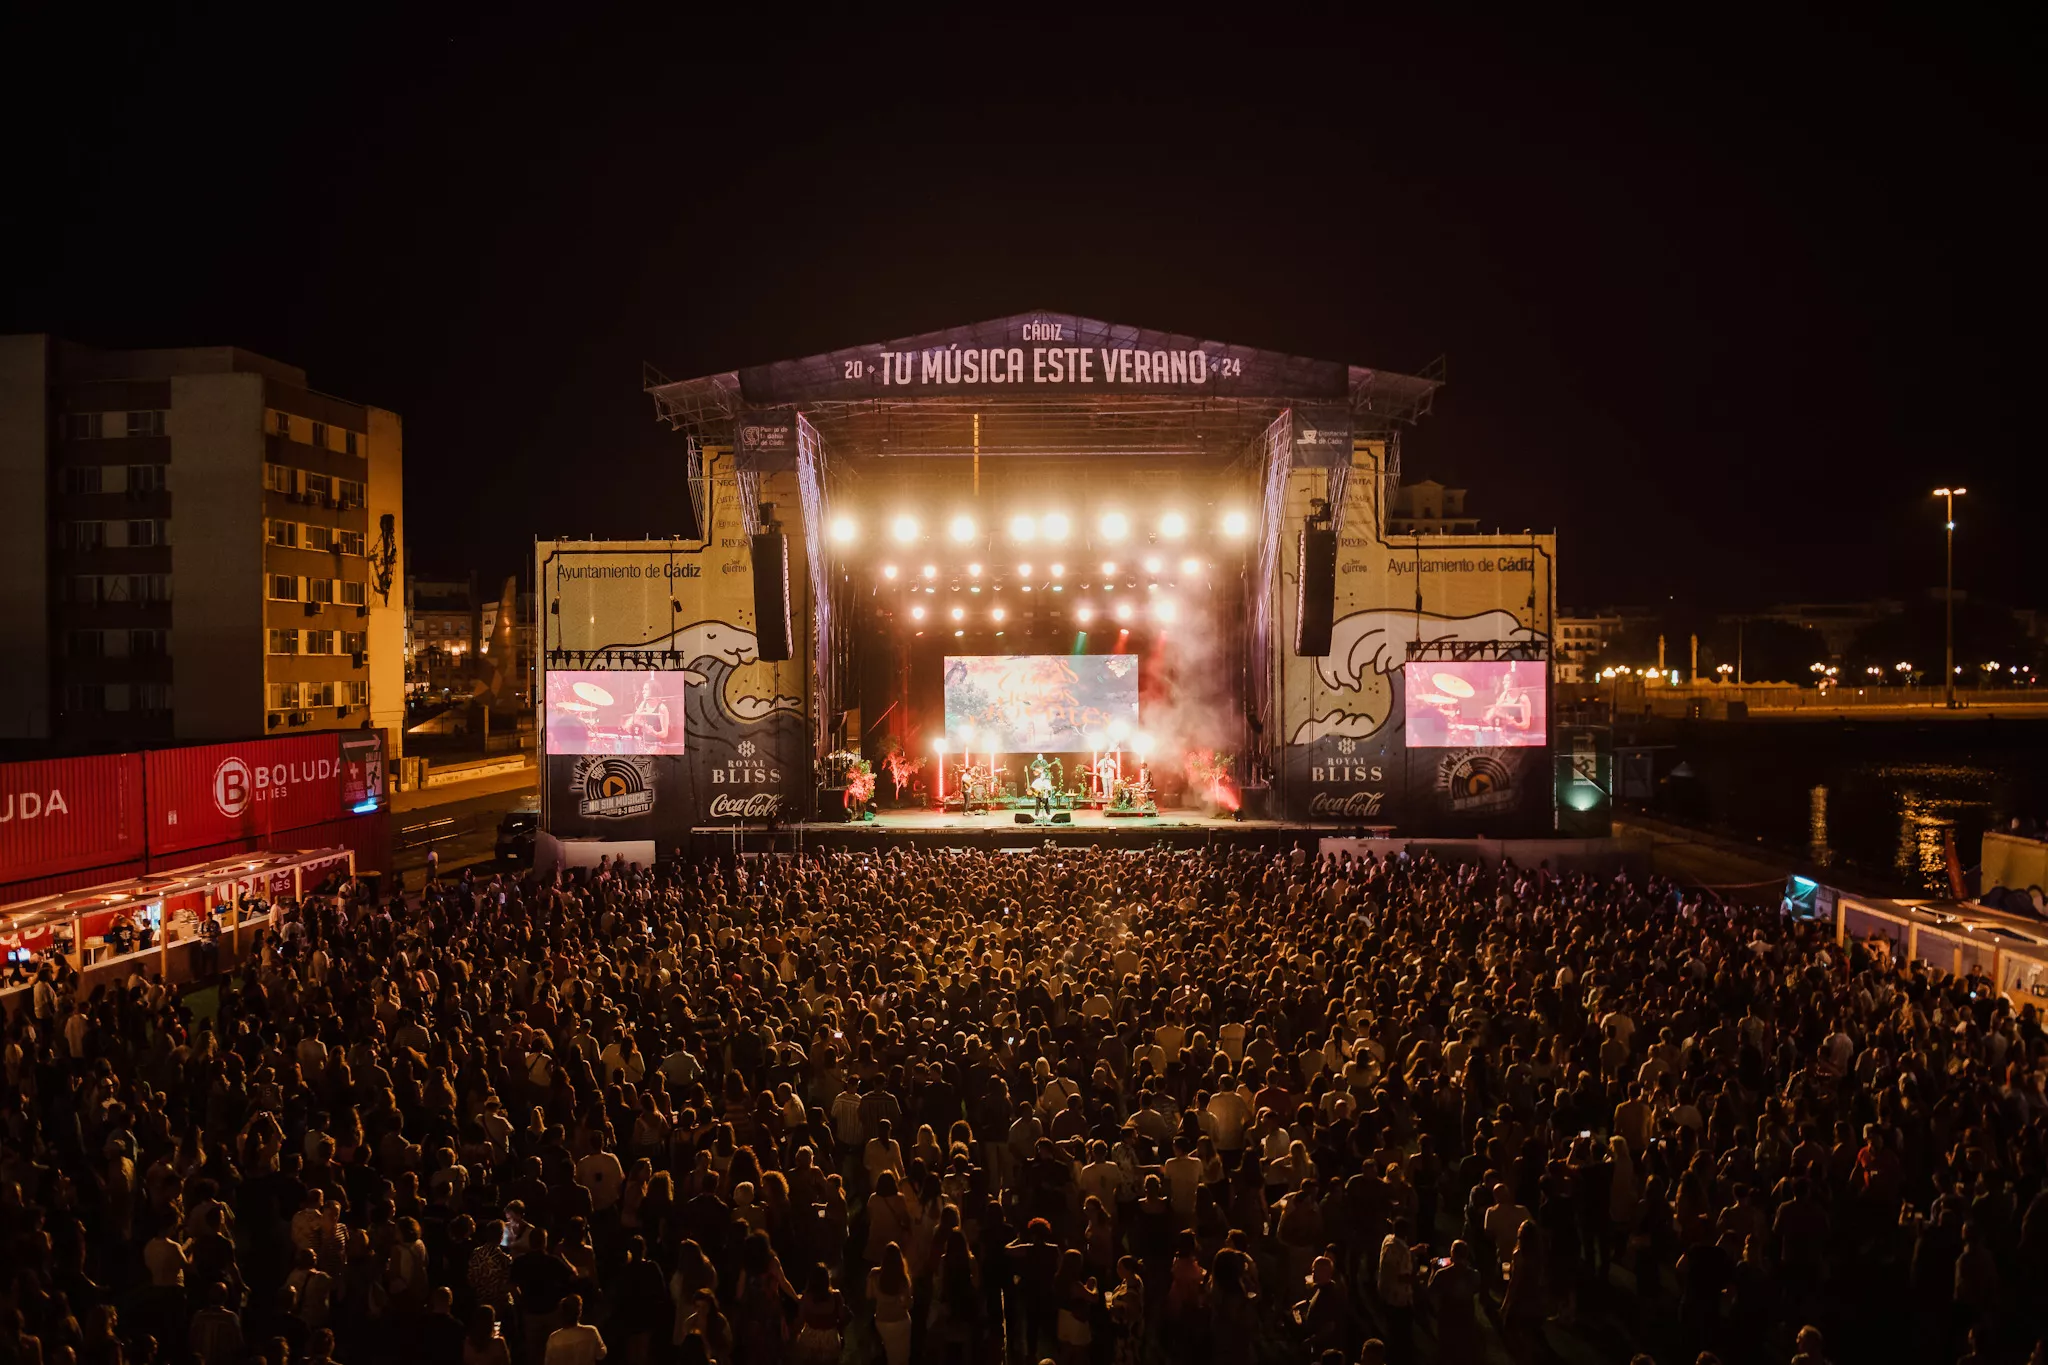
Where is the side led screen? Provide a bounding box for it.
[1403,660,1548,748]
[544,671,689,755]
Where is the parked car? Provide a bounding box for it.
[494,808,539,867]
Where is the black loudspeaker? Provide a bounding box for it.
[1014,812,1035,824]
[751,531,792,661]
[1050,811,1072,824]
[1295,527,1336,655]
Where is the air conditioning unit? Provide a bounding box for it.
[288,710,309,726]
[336,705,350,717]
[355,605,368,618]
[350,651,365,668]
[322,494,336,509]
[267,712,282,729]
[303,601,321,616]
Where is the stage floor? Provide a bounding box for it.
[689,805,1334,853]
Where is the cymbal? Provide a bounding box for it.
[573,681,616,706]
[1415,693,1456,706]
[556,701,598,713]
[1432,672,1476,698]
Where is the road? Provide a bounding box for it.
[392,768,537,880]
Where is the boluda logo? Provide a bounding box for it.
[0,789,71,822]
[212,754,337,818]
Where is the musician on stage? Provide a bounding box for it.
[619,675,673,751]
[1028,753,1054,819]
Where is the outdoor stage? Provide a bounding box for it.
[689,805,1349,853]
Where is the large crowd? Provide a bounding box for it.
[5,841,2048,1365]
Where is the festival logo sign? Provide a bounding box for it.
[573,756,658,819]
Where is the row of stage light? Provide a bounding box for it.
[876,555,1210,581]
[904,597,1177,626]
[827,508,1251,547]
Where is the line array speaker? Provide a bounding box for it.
[752,531,792,661]
[1295,527,1336,656]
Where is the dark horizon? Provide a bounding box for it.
[5,11,2036,611]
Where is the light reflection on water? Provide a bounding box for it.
[1808,784,1832,866]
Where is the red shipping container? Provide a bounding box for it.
[0,754,147,884]
[147,734,344,857]
[0,858,148,910]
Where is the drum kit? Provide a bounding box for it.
[554,680,651,753]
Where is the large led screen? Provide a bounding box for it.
[1403,660,1548,748]
[544,671,689,756]
[944,655,1139,751]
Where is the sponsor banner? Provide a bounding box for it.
[1290,404,1354,470]
[339,732,387,811]
[0,753,147,883]
[735,406,800,472]
[731,312,1351,404]
[146,734,344,856]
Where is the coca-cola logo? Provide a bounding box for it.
[708,792,783,820]
[1309,790,1386,818]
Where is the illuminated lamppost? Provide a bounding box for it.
[1933,486,1967,708]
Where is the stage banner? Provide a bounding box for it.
[1273,443,1557,835]
[735,406,800,472]
[732,312,1354,404]
[537,454,810,847]
[1291,405,1354,469]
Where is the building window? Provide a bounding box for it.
[269,574,299,601]
[305,524,334,553]
[62,684,106,714]
[305,630,336,655]
[140,573,172,603]
[103,684,131,713]
[136,682,172,713]
[337,478,365,508]
[339,580,365,606]
[336,528,365,556]
[304,472,334,503]
[268,629,300,655]
[268,519,300,548]
[264,463,295,494]
[305,681,337,708]
[307,578,335,604]
[274,412,292,439]
[131,629,168,657]
[66,630,103,659]
[344,430,359,456]
[311,421,327,449]
[343,630,367,656]
[124,520,160,547]
[66,413,104,440]
[346,680,368,706]
[62,521,105,551]
[128,464,167,493]
[267,682,300,710]
[126,410,166,438]
[60,466,103,495]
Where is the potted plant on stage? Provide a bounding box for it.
[843,757,878,821]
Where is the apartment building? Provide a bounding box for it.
[0,336,404,752]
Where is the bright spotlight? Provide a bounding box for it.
[1154,599,1177,623]
[1133,731,1153,755]
[1017,562,1033,577]
[921,564,937,580]
[1076,604,1095,623]
[991,607,1006,623]
[1108,718,1130,741]
[1114,601,1134,622]
[1101,561,1117,575]
[1041,512,1071,541]
[967,562,982,578]
[891,514,919,544]
[881,564,898,580]
[1143,556,1162,574]
[1009,514,1037,541]
[829,515,858,544]
[933,737,947,754]
[1049,563,1065,577]
[910,605,925,621]
[1221,510,1249,537]
[1159,512,1187,538]
[948,514,976,543]
[1099,511,1129,541]
[950,606,965,621]
[1180,557,1201,574]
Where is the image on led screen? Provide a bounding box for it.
[544,671,689,755]
[944,655,1139,751]
[1403,660,1548,748]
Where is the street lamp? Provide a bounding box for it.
[1933,486,1967,708]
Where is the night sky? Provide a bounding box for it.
[6,11,2035,610]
